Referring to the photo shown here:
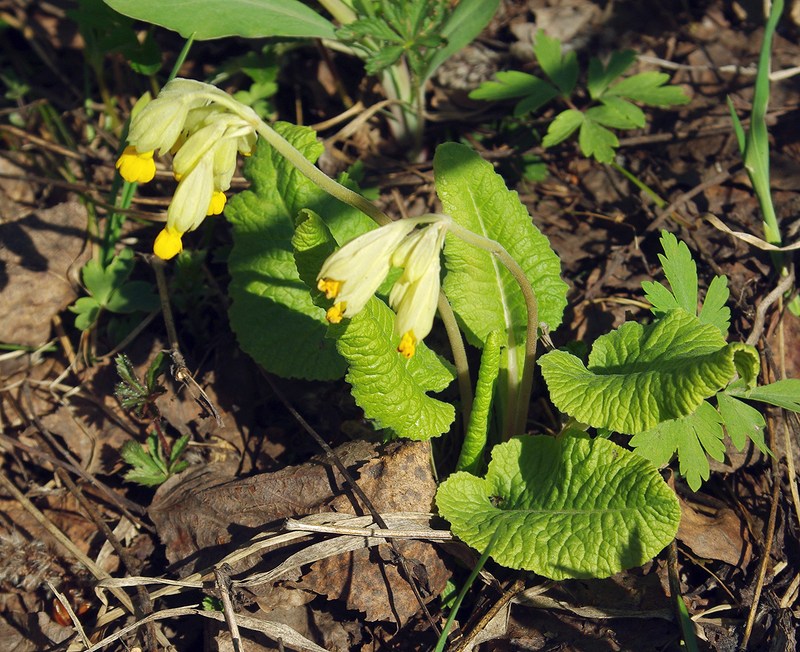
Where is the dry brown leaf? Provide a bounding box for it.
[0,201,89,347]
[676,496,751,568]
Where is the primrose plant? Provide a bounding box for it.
[119,79,692,578]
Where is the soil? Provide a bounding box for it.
[1,1,799,650]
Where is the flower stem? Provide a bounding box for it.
[447,222,540,438]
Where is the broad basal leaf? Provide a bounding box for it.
[294,210,455,440]
[539,310,757,434]
[436,431,680,579]
[435,142,567,352]
[103,0,336,40]
[226,122,374,380]
[331,298,455,440]
[629,401,724,491]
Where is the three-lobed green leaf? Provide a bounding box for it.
[437,431,681,579]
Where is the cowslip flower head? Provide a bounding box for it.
[116,78,259,260]
[316,215,450,357]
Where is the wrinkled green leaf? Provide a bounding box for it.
[539,310,758,434]
[437,431,681,579]
[331,298,455,440]
[629,401,724,491]
[456,330,502,474]
[103,0,336,40]
[226,123,374,381]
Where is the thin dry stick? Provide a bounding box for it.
[215,566,245,652]
[152,256,223,426]
[647,166,736,232]
[0,470,142,618]
[451,578,525,652]
[740,415,782,650]
[48,581,91,648]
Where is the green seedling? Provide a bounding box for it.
[470,30,690,163]
[69,248,159,331]
[120,432,189,487]
[114,352,167,418]
[727,0,799,314]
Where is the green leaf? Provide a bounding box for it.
[716,393,767,453]
[533,30,578,95]
[70,297,101,331]
[541,109,583,148]
[331,298,455,440]
[727,378,800,412]
[423,0,500,81]
[103,0,336,40]
[698,275,731,337]
[578,117,619,163]
[436,431,680,579]
[105,281,159,314]
[643,231,697,315]
[629,401,724,491]
[468,72,559,117]
[643,231,730,336]
[605,71,690,107]
[434,143,568,361]
[587,50,636,99]
[588,96,645,129]
[226,123,374,381]
[456,330,502,474]
[539,310,755,434]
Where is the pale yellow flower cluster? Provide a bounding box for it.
[317,216,449,358]
[116,79,258,259]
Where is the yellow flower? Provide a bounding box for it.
[119,78,261,258]
[316,220,417,321]
[207,191,227,216]
[316,216,450,356]
[389,222,447,358]
[153,227,183,260]
[115,146,156,184]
